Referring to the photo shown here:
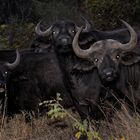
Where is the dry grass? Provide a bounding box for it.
[99,105,140,140]
[0,109,76,140]
[0,105,139,140]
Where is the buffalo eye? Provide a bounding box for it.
[122,54,133,61]
[94,58,98,62]
[4,71,8,76]
[69,28,75,34]
[126,54,133,59]
[3,71,8,77]
[116,55,120,59]
[53,31,56,34]
[53,29,59,35]
[5,71,8,74]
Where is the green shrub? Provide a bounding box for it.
[40,93,103,140]
[0,22,36,48]
[87,0,139,29]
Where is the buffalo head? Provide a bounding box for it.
[72,20,139,83]
[0,49,20,93]
[35,17,91,52]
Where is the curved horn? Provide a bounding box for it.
[81,16,92,32]
[6,49,20,70]
[75,17,91,32]
[72,27,100,58]
[120,20,137,51]
[35,21,52,36]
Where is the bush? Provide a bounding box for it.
[33,0,81,23]
[87,0,139,29]
[0,22,36,48]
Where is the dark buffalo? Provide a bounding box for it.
[30,17,99,120]
[0,49,20,114]
[5,48,74,117]
[0,48,71,117]
[34,18,140,121]
[77,22,140,50]
[88,27,130,43]
[0,49,20,93]
[33,19,133,121]
[0,18,91,117]
[72,20,140,117]
[34,20,103,121]
[34,17,92,52]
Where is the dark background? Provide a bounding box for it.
[0,0,140,48]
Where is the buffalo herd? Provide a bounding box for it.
[0,18,140,123]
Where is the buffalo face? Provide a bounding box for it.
[51,21,76,46]
[35,18,91,52]
[72,20,138,83]
[0,49,20,93]
[90,41,122,82]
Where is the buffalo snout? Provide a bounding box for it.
[57,35,72,46]
[101,68,117,82]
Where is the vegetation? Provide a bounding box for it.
[0,0,140,48]
[87,0,140,29]
[0,23,35,48]
[0,94,140,140]
[0,1,140,140]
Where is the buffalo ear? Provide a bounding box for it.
[121,52,140,65]
[72,60,96,72]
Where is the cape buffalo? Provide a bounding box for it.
[5,48,73,117]
[0,48,71,118]
[0,18,92,117]
[34,18,140,121]
[34,17,92,52]
[34,18,135,121]
[72,20,140,118]
[0,49,20,114]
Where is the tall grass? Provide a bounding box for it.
[0,102,139,140]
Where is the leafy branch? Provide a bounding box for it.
[39,93,102,140]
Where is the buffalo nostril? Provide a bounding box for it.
[61,38,68,43]
[103,69,114,77]
[59,38,70,46]
[105,71,113,77]
[102,69,117,81]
